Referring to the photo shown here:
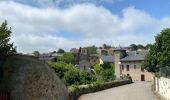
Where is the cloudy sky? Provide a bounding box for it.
[0,0,170,53]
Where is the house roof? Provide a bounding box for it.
[120,50,148,61]
[100,55,114,63]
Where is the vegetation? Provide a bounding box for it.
[49,59,115,86]
[87,45,97,54]
[0,20,16,56]
[32,51,40,57]
[143,28,170,72]
[130,44,146,50]
[57,48,65,53]
[48,61,95,86]
[58,52,75,65]
[93,62,115,83]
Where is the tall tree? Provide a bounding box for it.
[57,48,65,53]
[137,44,146,49]
[130,44,137,50]
[0,20,16,56]
[143,28,170,72]
[59,52,75,64]
[87,45,97,54]
[145,44,152,50]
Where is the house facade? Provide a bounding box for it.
[114,49,154,81]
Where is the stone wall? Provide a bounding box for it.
[155,77,170,100]
[69,79,132,100]
[0,55,69,100]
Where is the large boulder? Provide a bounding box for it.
[0,55,68,100]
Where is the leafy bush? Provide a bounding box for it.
[93,63,115,82]
[49,61,95,86]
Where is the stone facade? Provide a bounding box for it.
[120,61,154,81]
[79,60,91,72]
[114,49,154,81]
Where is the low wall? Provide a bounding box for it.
[69,79,132,100]
[155,77,170,100]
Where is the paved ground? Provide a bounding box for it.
[78,82,160,100]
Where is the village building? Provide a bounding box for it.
[99,55,114,64]
[114,48,154,81]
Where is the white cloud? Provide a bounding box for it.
[13,0,121,7]
[0,1,170,53]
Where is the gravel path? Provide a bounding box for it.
[78,82,160,100]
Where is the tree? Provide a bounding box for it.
[143,28,170,72]
[102,44,111,49]
[137,44,146,49]
[130,44,137,50]
[59,52,75,64]
[145,44,152,50]
[32,51,40,57]
[57,48,65,53]
[87,45,97,54]
[0,20,16,56]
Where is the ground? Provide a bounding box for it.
[78,82,160,100]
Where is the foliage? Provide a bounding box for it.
[145,44,152,49]
[32,51,40,57]
[0,20,16,56]
[137,44,146,49]
[48,61,71,78]
[102,43,111,49]
[59,52,75,64]
[143,28,170,72]
[130,44,138,50]
[57,48,65,53]
[87,45,97,54]
[130,44,146,50]
[93,63,115,82]
[49,61,95,86]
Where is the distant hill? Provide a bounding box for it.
[0,55,68,100]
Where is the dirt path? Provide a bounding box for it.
[78,82,159,100]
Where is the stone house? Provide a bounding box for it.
[114,49,154,81]
[39,53,63,62]
[99,55,114,64]
[89,54,100,65]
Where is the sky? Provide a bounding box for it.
[0,0,170,53]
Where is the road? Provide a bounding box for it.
[78,82,160,100]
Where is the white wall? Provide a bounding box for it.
[155,77,170,100]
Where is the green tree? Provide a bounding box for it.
[145,44,153,50]
[143,28,170,72]
[102,43,111,49]
[0,20,16,56]
[59,52,75,64]
[32,51,40,57]
[130,44,137,50]
[57,48,65,53]
[137,44,146,49]
[87,45,97,54]
[93,63,115,82]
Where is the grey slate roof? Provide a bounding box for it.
[100,55,114,63]
[120,50,148,61]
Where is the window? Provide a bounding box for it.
[122,65,124,70]
[134,65,136,69]
[127,65,129,71]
